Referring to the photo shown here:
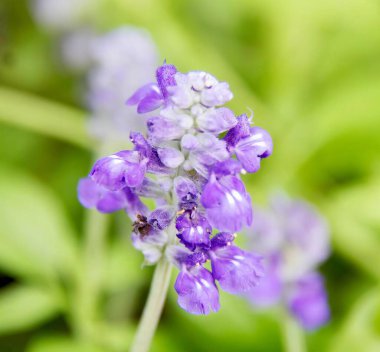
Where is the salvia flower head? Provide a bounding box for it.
[78,63,273,314]
[245,194,330,330]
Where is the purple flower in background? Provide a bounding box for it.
[288,273,330,330]
[245,194,330,329]
[78,63,272,314]
[87,27,159,141]
[30,0,93,32]
[31,2,160,141]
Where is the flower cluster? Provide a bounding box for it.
[245,195,330,330]
[78,63,273,314]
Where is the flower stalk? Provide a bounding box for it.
[282,311,307,352]
[130,255,173,352]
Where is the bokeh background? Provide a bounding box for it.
[1,0,380,351]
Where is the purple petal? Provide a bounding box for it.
[137,95,164,114]
[200,82,233,107]
[246,258,282,307]
[224,114,251,148]
[147,116,185,141]
[235,127,273,173]
[175,265,220,315]
[287,273,330,330]
[187,134,229,177]
[126,83,160,105]
[201,174,253,232]
[212,160,242,177]
[78,177,100,208]
[124,188,148,218]
[131,229,168,265]
[96,189,128,213]
[210,245,264,294]
[197,107,237,134]
[156,64,177,99]
[77,177,137,214]
[126,83,163,114]
[130,132,172,175]
[157,147,184,168]
[149,206,175,230]
[176,211,211,247]
[90,150,147,190]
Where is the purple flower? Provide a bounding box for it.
[78,177,147,217]
[79,62,273,316]
[130,132,173,175]
[181,133,229,177]
[126,64,177,113]
[156,64,177,100]
[175,263,220,315]
[131,209,173,264]
[249,195,330,281]
[201,172,252,233]
[287,273,330,330]
[209,233,264,294]
[90,150,147,190]
[176,210,212,249]
[244,194,330,329]
[225,115,272,173]
[246,256,283,307]
[196,107,237,134]
[126,83,163,114]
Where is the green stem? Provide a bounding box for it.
[72,145,111,340]
[281,312,307,352]
[0,86,92,149]
[129,257,173,352]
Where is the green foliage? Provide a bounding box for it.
[0,284,60,335]
[0,167,79,284]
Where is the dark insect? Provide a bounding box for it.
[133,214,152,237]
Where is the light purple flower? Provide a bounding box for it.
[131,208,174,265]
[287,273,330,330]
[182,133,229,177]
[175,263,220,315]
[31,0,92,31]
[78,177,147,217]
[201,82,233,107]
[126,83,163,114]
[245,194,330,329]
[209,233,264,294]
[176,210,211,249]
[196,107,237,134]
[90,150,147,191]
[201,172,252,233]
[250,195,330,281]
[246,256,283,307]
[225,115,272,173]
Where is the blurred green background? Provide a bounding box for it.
[1,0,380,351]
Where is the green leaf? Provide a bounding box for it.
[323,179,380,280]
[329,287,380,352]
[0,86,92,149]
[0,167,79,282]
[0,284,60,335]
[26,336,107,352]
